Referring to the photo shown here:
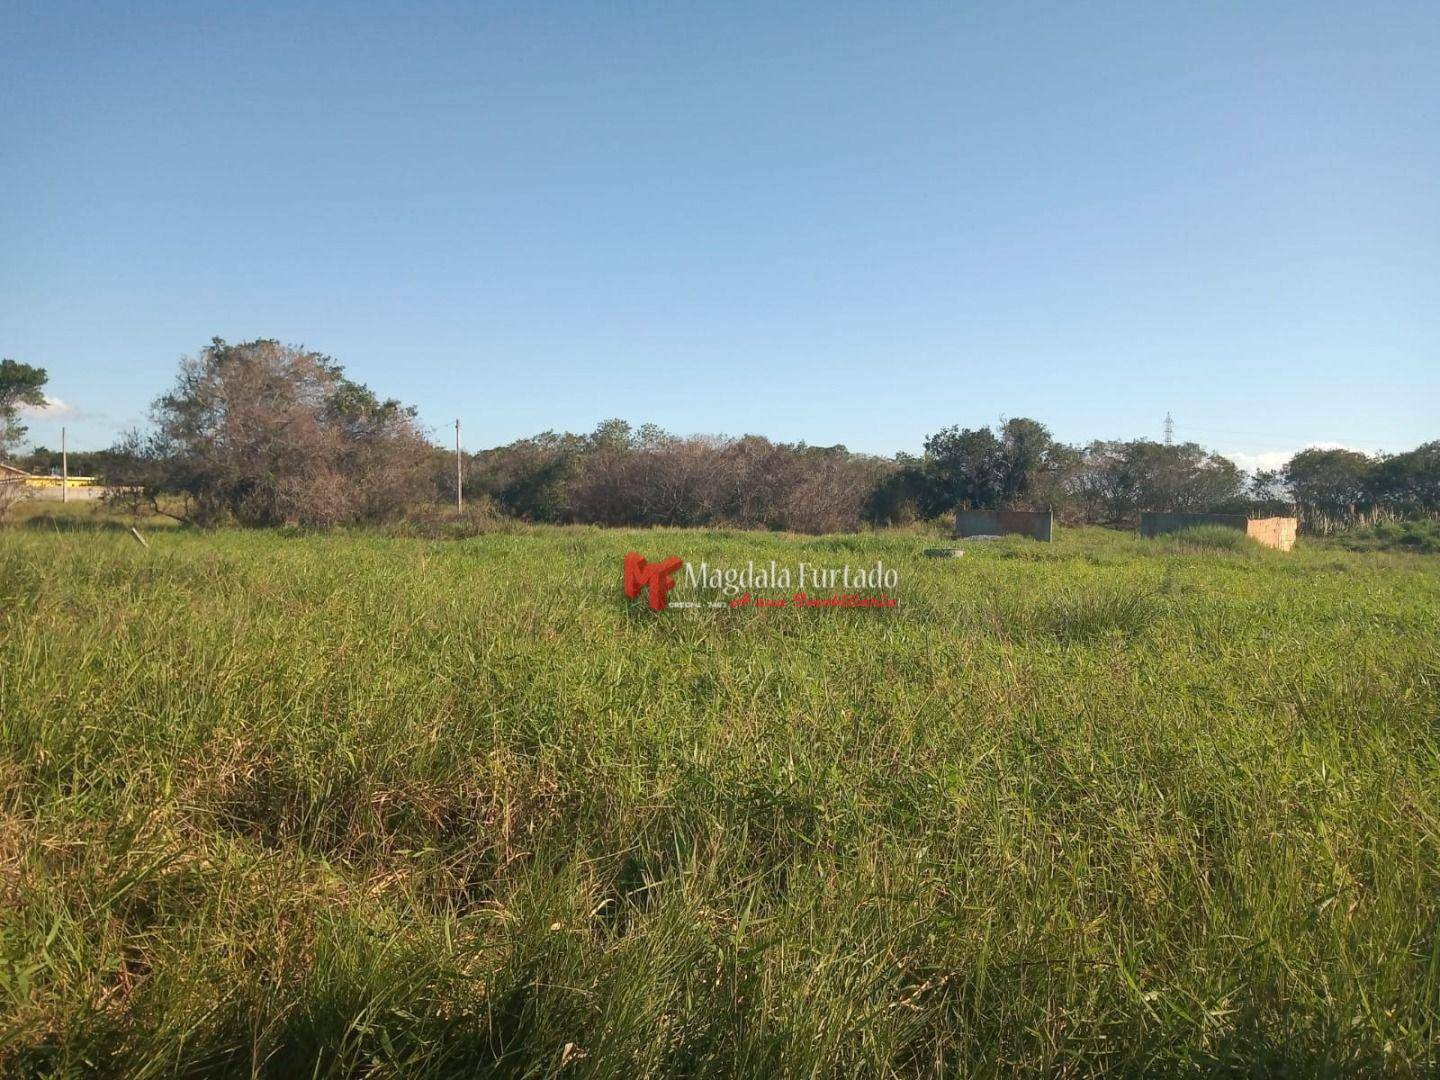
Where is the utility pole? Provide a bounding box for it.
[455,419,463,513]
[1163,412,1174,446]
[61,426,68,504]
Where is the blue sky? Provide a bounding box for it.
[3,1,1436,466]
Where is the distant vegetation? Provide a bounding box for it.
[8,339,1439,533]
[464,419,1439,536]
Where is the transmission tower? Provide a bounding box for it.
[1163,411,1174,446]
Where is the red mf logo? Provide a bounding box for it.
[623,552,684,611]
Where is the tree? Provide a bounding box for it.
[588,418,636,453]
[1283,448,1376,531]
[1371,442,1440,519]
[1067,440,1245,521]
[922,425,1004,510]
[915,418,1061,513]
[0,359,48,458]
[471,430,588,522]
[132,338,432,526]
[861,454,929,526]
[997,417,1057,505]
[481,420,893,533]
[1247,468,1292,516]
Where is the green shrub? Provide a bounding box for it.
[1337,520,1440,554]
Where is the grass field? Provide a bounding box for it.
[2,519,1439,1076]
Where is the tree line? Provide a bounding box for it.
[4,340,1436,533]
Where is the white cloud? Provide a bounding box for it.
[1224,442,1365,473]
[18,395,78,420]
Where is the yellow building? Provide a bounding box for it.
[0,463,99,493]
[23,475,98,489]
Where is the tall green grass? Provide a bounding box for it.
[2,524,1438,1075]
[1154,523,1266,555]
[1336,520,1440,555]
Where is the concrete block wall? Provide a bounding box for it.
[23,485,109,502]
[955,509,1054,541]
[1139,512,1248,537]
[1139,511,1297,551]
